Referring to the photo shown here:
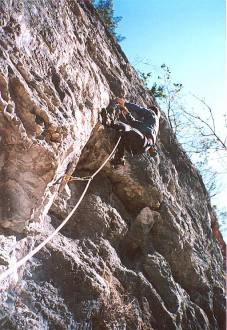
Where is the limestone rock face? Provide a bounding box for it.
[0,1,225,329]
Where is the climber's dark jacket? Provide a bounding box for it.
[100,101,160,164]
[119,102,160,144]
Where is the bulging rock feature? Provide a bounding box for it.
[134,207,159,234]
[0,1,225,329]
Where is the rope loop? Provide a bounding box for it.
[0,137,121,282]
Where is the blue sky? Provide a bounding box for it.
[113,0,226,238]
[114,0,225,108]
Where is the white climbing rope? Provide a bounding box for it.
[0,136,121,282]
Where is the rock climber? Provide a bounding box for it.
[100,97,160,166]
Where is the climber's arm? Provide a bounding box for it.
[115,98,143,123]
[125,101,160,118]
[124,102,149,115]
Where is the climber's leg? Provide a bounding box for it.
[111,139,125,166]
[111,121,131,132]
[111,128,146,167]
[124,128,146,155]
[110,122,130,167]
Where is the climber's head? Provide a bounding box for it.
[115,97,125,106]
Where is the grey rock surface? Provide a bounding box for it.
[0,1,225,329]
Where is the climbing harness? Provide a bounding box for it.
[0,137,121,283]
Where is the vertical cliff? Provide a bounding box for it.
[0,1,225,329]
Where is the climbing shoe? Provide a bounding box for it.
[110,156,125,168]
